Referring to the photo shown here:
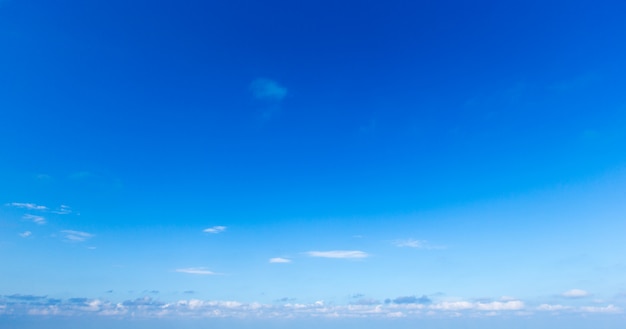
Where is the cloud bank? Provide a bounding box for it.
[0,295,620,319]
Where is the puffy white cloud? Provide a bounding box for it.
[475,301,525,311]
[269,257,291,263]
[203,226,226,234]
[561,289,590,298]
[429,300,524,311]
[305,250,369,259]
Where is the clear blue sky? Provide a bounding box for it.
[1,0,625,327]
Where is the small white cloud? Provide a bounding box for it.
[306,250,369,259]
[475,301,525,311]
[176,268,217,275]
[250,78,287,101]
[61,230,94,242]
[7,202,48,211]
[203,226,226,234]
[269,257,291,263]
[562,289,590,298]
[19,231,32,238]
[23,214,46,225]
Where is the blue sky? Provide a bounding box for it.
[1,0,626,327]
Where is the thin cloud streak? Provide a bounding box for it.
[269,257,291,263]
[61,230,94,242]
[23,214,46,225]
[175,268,217,275]
[19,231,32,238]
[6,202,48,211]
[393,239,446,250]
[203,226,226,234]
[306,250,369,259]
[51,205,72,215]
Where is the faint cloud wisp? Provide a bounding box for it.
[23,214,46,225]
[175,268,217,275]
[61,230,94,242]
[306,250,369,259]
[203,226,226,234]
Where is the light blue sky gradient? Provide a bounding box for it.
[1,0,626,327]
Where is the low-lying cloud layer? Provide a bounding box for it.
[0,295,620,319]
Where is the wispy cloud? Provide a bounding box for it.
[579,304,621,314]
[306,250,369,259]
[269,257,291,263]
[52,205,72,215]
[69,171,93,180]
[561,289,590,298]
[23,214,46,225]
[19,231,32,238]
[61,230,94,242]
[250,78,287,101]
[6,202,48,211]
[393,239,446,250]
[389,295,432,305]
[203,226,226,234]
[175,268,217,275]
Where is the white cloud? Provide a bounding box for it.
[52,205,72,215]
[203,226,226,234]
[61,230,94,242]
[23,214,46,225]
[394,239,426,248]
[537,304,571,311]
[393,239,445,250]
[175,268,217,275]
[2,295,621,319]
[561,289,590,298]
[475,301,525,311]
[6,202,48,211]
[579,304,621,314]
[250,78,287,101]
[19,231,32,238]
[269,257,291,263]
[429,300,524,311]
[306,250,369,259]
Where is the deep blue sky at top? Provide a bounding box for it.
[1,0,626,227]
